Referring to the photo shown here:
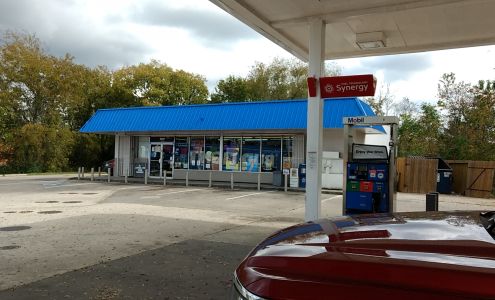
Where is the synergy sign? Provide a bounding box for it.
[307,74,376,98]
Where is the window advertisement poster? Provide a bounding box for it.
[205,137,220,170]
[261,138,281,172]
[174,137,189,169]
[189,137,205,169]
[241,137,260,172]
[223,137,240,171]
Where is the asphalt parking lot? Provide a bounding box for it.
[1,174,494,299]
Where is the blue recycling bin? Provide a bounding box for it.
[298,163,306,188]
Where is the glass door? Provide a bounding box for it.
[162,143,174,178]
[149,143,162,177]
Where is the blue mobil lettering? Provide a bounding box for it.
[347,117,365,123]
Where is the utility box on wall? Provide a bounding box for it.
[321,151,343,189]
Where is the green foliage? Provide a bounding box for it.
[397,73,495,161]
[210,58,342,102]
[7,124,74,172]
[113,60,208,106]
[397,104,442,157]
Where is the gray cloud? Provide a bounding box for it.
[128,1,258,48]
[0,0,155,69]
[339,53,433,82]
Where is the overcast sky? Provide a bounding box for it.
[1,0,494,105]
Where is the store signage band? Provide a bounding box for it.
[306,74,376,98]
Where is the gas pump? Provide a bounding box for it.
[343,116,399,215]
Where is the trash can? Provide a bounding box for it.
[436,158,453,194]
[426,192,439,211]
[298,163,306,189]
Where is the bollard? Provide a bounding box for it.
[284,173,288,192]
[125,173,128,184]
[107,168,111,183]
[426,192,439,211]
[81,167,85,178]
[186,171,189,187]
[257,172,261,191]
[163,175,166,186]
[209,171,212,188]
[144,169,148,185]
[98,167,101,177]
[77,167,81,180]
[91,168,95,181]
[231,172,234,190]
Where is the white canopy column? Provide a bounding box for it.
[305,19,325,222]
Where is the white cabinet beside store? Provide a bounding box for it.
[321,151,343,190]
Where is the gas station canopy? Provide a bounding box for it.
[210,0,495,60]
[210,0,495,221]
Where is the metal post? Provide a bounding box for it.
[209,171,212,188]
[91,168,94,181]
[144,169,148,185]
[257,172,261,191]
[98,167,101,177]
[284,173,288,192]
[305,18,325,221]
[107,168,111,183]
[81,167,85,178]
[77,167,81,180]
[125,173,128,184]
[231,172,234,190]
[163,175,166,186]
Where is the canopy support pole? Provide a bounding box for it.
[305,18,325,222]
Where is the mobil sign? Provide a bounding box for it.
[307,74,377,98]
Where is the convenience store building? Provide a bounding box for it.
[80,98,383,185]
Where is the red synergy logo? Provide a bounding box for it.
[310,74,376,98]
[324,84,334,94]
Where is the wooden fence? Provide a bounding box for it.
[447,160,495,198]
[397,157,438,194]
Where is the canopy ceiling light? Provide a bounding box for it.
[356,31,386,50]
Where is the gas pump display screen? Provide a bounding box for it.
[352,144,388,161]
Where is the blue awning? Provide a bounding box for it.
[80,98,384,134]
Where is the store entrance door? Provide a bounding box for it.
[162,143,174,179]
[150,143,162,177]
[149,143,175,178]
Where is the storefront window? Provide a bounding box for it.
[241,137,260,172]
[282,137,294,172]
[174,137,189,169]
[205,137,220,170]
[189,137,204,170]
[135,136,149,161]
[261,137,281,172]
[223,137,241,171]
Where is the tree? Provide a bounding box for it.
[211,57,342,102]
[392,97,419,118]
[363,84,394,116]
[210,75,250,103]
[112,60,208,106]
[397,103,441,157]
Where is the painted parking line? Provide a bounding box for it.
[44,182,99,189]
[141,196,160,199]
[156,189,201,196]
[322,195,342,202]
[226,191,275,200]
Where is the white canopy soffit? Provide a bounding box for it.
[210,0,495,61]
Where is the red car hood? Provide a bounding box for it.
[237,211,495,299]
